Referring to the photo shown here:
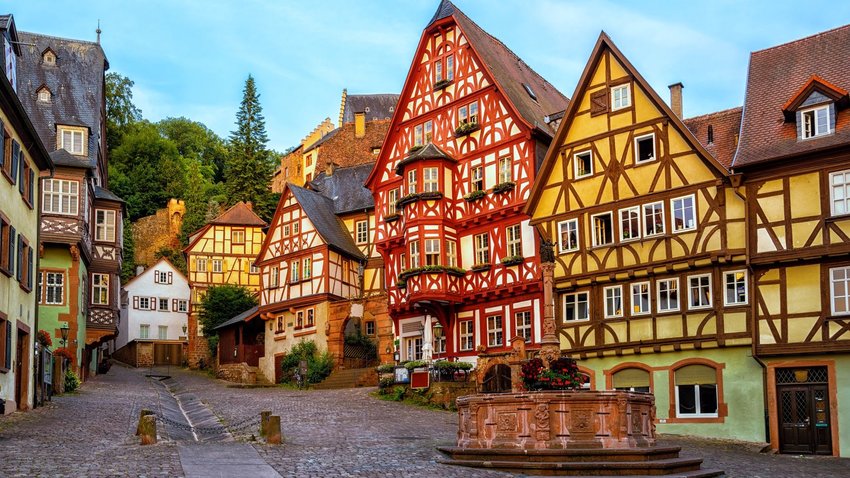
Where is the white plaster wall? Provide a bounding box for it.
[119,261,190,346]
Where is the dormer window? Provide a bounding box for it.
[37,87,51,103]
[42,50,56,66]
[801,105,831,139]
[58,126,86,156]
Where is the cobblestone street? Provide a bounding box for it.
[0,364,848,477]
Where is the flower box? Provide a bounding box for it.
[471,263,492,272]
[384,213,400,223]
[444,266,467,277]
[455,121,480,137]
[500,255,524,267]
[396,280,407,289]
[397,193,420,208]
[433,78,453,91]
[492,181,515,194]
[463,190,486,202]
[419,191,443,201]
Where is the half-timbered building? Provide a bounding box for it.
[17,28,122,381]
[183,201,265,367]
[731,25,850,457]
[366,0,567,365]
[526,33,757,442]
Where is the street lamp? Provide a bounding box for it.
[60,324,69,349]
[182,324,188,336]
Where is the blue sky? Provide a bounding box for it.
[8,1,850,152]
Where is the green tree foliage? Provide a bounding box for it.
[121,218,136,283]
[159,117,227,183]
[105,72,142,151]
[226,75,275,209]
[153,247,187,276]
[279,340,335,384]
[198,284,258,336]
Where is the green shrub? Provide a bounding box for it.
[378,377,395,389]
[376,363,395,374]
[64,369,80,392]
[279,340,334,385]
[390,386,407,401]
[404,360,428,370]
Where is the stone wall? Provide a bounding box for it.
[132,199,185,267]
[187,314,211,369]
[326,295,393,367]
[216,362,256,384]
[136,342,154,368]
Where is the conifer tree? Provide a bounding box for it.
[225,75,274,205]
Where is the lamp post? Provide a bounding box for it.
[60,324,69,350]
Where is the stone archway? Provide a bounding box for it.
[481,363,512,393]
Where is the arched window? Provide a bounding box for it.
[613,368,651,393]
[674,364,718,417]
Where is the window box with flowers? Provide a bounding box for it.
[396,279,407,289]
[501,255,524,267]
[455,121,480,137]
[37,329,53,348]
[464,190,486,202]
[384,213,400,223]
[433,78,453,91]
[471,263,492,272]
[399,265,467,281]
[492,181,516,195]
[419,191,443,201]
[444,266,466,277]
[397,193,420,208]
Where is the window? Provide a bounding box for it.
[59,127,85,155]
[672,195,697,232]
[296,311,304,328]
[283,224,290,237]
[657,278,679,312]
[42,179,79,215]
[424,120,433,143]
[387,188,398,216]
[232,229,245,244]
[801,105,830,139]
[158,298,169,311]
[212,259,222,273]
[830,266,850,315]
[250,263,259,274]
[619,206,640,241]
[0,220,13,276]
[446,240,457,268]
[275,316,284,334]
[303,257,312,279]
[611,84,631,110]
[434,59,443,83]
[43,50,56,65]
[414,124,423,146]
[558,219,579,253]
[155,270,173,284]
[458,101,478,126]
[446,55,454,81]
[506,224,522,258]
[688,274,712,309]
[612,368,651,393]
[470,165,484,192]
[92,273,109,305]
[17,235,33,290]
[643,202,664,237]
[43,272,64,305]
[37,88,51,102]
[290,260,300,282]
[487,315,503,347]
[423,167,439,192]
[196,257,207,273]
[307,309,314,327]
[474,233,489,265]
[407,170,417,194]
[574,151,592,179]
[158,325,168,340]
[424,239,440,266]
[459,321,474,351]
[399,253,406,273]
[355,220,369,245]
[563,292,589,321]
[634,133,656,163]
[515,311,532,342]
[138,297,151,310]
[405,337,423,361]
[409,241,420,269]
[675,365,718,417]
[499,157,512,184]
[139,324,150,339]
[365,320,375,336]
[724,270,747,306]
[95,209,116,242]
[604,286,623,318]
[177,300,188,313]
[829,169,850,216]
[591,212,613,247]
[631,282,651,315]
[270,266,279,288]
[292,220,299,235]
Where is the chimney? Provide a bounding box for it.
[668,82,683,118]
[245,201,253,211]
[325,161,337,176]
[135,265,145,276]
[354,112,366,138]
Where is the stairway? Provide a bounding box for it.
[312,367,377,390]
[436,446,725,477]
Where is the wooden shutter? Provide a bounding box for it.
[150,297,156,310]
[0,118,5,169]
[172,298,177,311]
[10,139,18,185]
[674,365,716,385]
[4,320,11,369]
[27,247,33,290]
[14,231,21,281]
[27,168,34,204]
[18,160,25,195]
[167,271,173,284]
[7,225,14,277]
[612,368,650,389]
[133,296,139,309]
[590,90,609,116]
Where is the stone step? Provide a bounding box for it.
[313,367,377,390]
[437,446,684,463]
[435,457,712,476]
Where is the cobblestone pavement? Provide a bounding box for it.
[2,364,849,477]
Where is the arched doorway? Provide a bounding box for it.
[341,316,377,368]
[482,364,512,393]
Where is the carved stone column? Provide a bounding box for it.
[539,239,559,367]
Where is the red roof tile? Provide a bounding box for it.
[684,107,742,171]
[208,201,267,227]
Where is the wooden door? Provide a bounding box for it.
[778,383,831,454]
[482,364,512,393]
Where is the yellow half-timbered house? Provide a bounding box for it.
[184,201,265,367]
[526,34,758,442]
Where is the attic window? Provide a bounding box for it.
[37,87,51,103]
[365,107,370,113]
[635,133,656,164]
[707,125,714,144]
[389,106,394,112]
[800,105,831,139]
[43,50,56,65]
[522,83,537,102]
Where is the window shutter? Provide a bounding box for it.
[18,161,25,195]
[168,271,173,284]
[28,168,34,204]
[133,296,139,309]
[27,247,33,289]
[0,119,5,169]
[796,111,804,139]
[674,365,717,385]
[4,320,11,369]
[10,140,18,185]
[7,225,14,276]
[612,368,650,389]
[590,90,609,116]
[150,297,156,310]
[172,298,177,311]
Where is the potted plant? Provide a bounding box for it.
[463,190,486,202]
[455,121,480,137]
[492,181,516,194]
[433,78,453,91]
[501,255,524,267]
[471,263,492,272]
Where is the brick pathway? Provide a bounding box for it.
[1,363,848,477]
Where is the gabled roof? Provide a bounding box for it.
[341,93,399,124]
[781,75,849,117]
[214,305,260,331]
[734,24,850,168]
[0,15,20,55]
[122,257,189,290]
[289,184,365,260]
[526,32,728,213]
[308,119,390,171]
[684,107,743,171]
[394,142,455,174]
[309,163,375,215]
[208,201,267,227]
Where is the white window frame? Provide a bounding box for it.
[303,257,312,279]
[407,170,418,194]
[634,133,656,164]
[657,278,680,313]
[574,150,593,179]
[591,212,614,247]
[387,188,399,216]
[688,274,713,310]
[558,218,579,253]
[830,266,850,316]
[270,266,279,288]
[37,88,51,102]
[604,285,623,318]
[44,271,64,305]
[409,240,420,269]
[515,310,532,342]
[486,315,503,347]
[42,179,79,216]
[424,238,441,266]
[723,270,748,306]
[643,201,665,237]
[611,84,631,110]
[445,240,457,268]
[290,260,300,282]
[158,325,168,340]
[177,300,189,313]
[423,167,439,193]
[138,296,150,310]
[563,292,589,322]
[506,224,522,258]
[619,206,641,242]
[459,320,474,351]
[829,170,850,217]
[499,156,512,184]
[139,324,150,340]
[801,104,831,139]
[631,281,651,315]
[671,194,698,232]
[470,165,484,192]
[212,259,223,273]
[355,220,369,245]
[59,127,85,155]
[92,273,109,305]
[232,229,245,244]
[474,233,490,265]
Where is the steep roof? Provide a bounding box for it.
[214,305,260,331]
[309,163,375,214]
[289,184,365,260]
[429,1,568,136]
[733,24,850,168]
[684,107,743,170]
[93,185,124,203]
[394,142,455,174]
[49,148,94,169]
[16,31,108,171]
[341,94,399,124]
[208,201,267,227]
[308,119,390,171]
[303,127,340,154]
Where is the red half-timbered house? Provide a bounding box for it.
[366,1,567,363]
